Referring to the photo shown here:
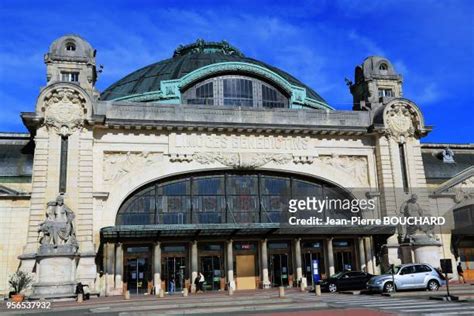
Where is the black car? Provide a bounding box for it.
[319,271,373,292]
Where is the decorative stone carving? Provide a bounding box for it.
[37,195,78,252]
[442,147,455,163]
[169,153,193,163]
[103,151,162,183]
[318,155,369,186]
[383,102,421,141]
[192,152,293,169]
[453,176,474,204]
[41,87,87,136]
[293,155,316,164]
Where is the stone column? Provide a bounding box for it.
[294,238,302,284]
[191,240,198,293]
[364,237,375,274]
[227,240,235,290]
[153,242,162,295]
[358,237,367,272]
[105,243,115,296]
[261,239,270,289]
[115,243,124,293]
[326,238,335,276]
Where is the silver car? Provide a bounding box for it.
[367,263,446,293]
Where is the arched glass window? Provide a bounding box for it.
[182,75,289,108]
[116,171,354,225]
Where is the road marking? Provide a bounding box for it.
[401,306,473,313]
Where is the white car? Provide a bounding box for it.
[367,263,446,293]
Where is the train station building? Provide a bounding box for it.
[0,35,472,297]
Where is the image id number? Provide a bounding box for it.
[7,301,51,309]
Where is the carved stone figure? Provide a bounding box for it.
[103,151,162,183]
[398,194,435,242]
[442,147,455,163]
[37,195,78,251]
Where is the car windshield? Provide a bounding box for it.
[330,272,346,279]
[388,265,402,274]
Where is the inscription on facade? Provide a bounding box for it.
[172,134,310,151]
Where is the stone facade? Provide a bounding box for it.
[0,35,472,296]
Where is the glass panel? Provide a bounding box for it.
[261,176,289,222]
[187,82,214,105]
[116,172,353,225]
[262,85,286,108]
[223,78,253,107]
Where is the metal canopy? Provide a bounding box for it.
[100,223,395,239]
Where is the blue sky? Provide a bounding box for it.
[0,0,473,143]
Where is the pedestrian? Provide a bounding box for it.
[169,276,175,293]
[198,271,205,293]
[457,262,466,284]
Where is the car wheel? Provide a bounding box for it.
[427,280,439,291]
[328,283,337,293]
[383,282,395,293]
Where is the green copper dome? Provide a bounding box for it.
[101,39,331,110]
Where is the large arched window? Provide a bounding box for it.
[116,171,353,225]
[182,75,289,108]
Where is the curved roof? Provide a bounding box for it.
[101,40,328,106]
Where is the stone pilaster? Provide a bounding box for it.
[358,237,367,272]
[364,237,375,274]
[294,238,302,284]
[115,242,123,292]
[326,238,335,276]
[226,240,235,290]
[153,242,161,295]
[191,240,198,292]
[261,239,270,289]
[105,243,115,296]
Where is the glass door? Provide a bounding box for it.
[335,251,353,272]
[162,256,186,293]
[302,252,323,287]
[125,257,150,294]
[200,256,223,291]
[269,254,289,287]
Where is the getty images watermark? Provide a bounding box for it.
[287,196,446,226]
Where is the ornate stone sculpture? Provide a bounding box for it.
[38,195,78,252]
[442,147,455,163]
[318,155,369,186]
[192,152,293,169]
[41,87,87,136]
[103,151,162,183]
[398,194,435,242]
[383,102,422,142]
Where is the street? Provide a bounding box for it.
[1,286,473,316]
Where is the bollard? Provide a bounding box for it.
[159,289,164,298]
[315,284,321,296]
[77,293,83,303]
[124,290,130,300]
[300,278,307,292]
[228,287,234,296]
[279,286,285,298]
[183,288,188,297]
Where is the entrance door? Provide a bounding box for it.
[236,255,256,290]
[335,251,353,272]
[270,254,289,287]
[460,247,474,281]
[200,256,222,291]
[162,257,186,293]
[125,257,149,294]
[302,252,323,287]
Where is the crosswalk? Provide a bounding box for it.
[320,294,474,315]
